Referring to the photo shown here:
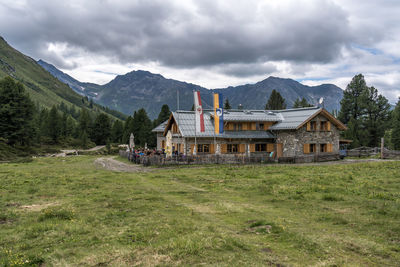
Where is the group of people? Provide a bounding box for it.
[127,148,166,163]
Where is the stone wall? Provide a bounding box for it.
[276,114,340,157]
[156,133,166,150]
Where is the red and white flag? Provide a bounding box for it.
[194,91,205,133]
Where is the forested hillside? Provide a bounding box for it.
[0,36,125,121]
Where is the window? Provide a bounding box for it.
[320,121,331,131]
[255,144,267,152]
[320,143,327,153]
[310,144,316,153]
[233,123,242,131]
[197,144,210,153]
[203,144,210,153]
[306,121,317,131]
[310,121,317,131]
[227,144,238,153]
[256,123,265,130]
[304,143,316,154]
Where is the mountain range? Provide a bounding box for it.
[0,36,125,120]
[38,61,343,119]
[1,35,343,120]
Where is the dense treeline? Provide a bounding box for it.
[4,74,400,153]
[0,77,170,152]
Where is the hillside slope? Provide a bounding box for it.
[37,59,102,98]
[0,37,124,120]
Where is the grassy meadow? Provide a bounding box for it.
[0,156,399,266]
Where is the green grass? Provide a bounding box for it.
[0,156,399,266]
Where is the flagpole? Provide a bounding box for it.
[177,89,180,154]
[213,91,216,154]
[193,90,197,155]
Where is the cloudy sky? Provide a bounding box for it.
[1,0,400,102]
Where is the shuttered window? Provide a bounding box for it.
[227,144,238,153]
[190,144,195,154]
[327,143,333,152]
[304,144,310,154]
[250,144,255,153]
[267,144,274,152]
[197,144,210,153]
[304,143,316,154]
[255,144,267,152]
[239,144,246,153]
[221,144,228,153]
[320,143,333,153]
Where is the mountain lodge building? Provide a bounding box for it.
[152,106,346,158]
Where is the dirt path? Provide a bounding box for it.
[94,157,150,172]
[54,146,106,157]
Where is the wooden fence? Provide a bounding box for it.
[120,151,340,166]
[344,147,400,159]
[278,153,340,163]
[346,147,380,157]
[382,148,400,159]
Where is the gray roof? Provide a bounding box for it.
[219,110,281,122]
[172,111,215,137]
[168,106,323,137]
[171,111,275,139]
[269,107,321,130]
[151,120,169,132]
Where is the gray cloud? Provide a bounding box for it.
[0,0,351,68]
[215,62,277,77]
[1,0,400,103]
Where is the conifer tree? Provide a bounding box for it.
[47,106,61,143]
[338,74,367,125]
[265,90,286,110]
[224,98,232,110]
[156,104,171,125]
[122,116,133,144]
[80,130,89,148]
[134,108,153,147]
[65,115,76,137]
[91,113,111,145]
[361,86,390,147]
[78,108,92,137]
[38,108,49,139]
[338,74,390,148]
[0,77,35,145]
[111,120,124,143]
[61,112,68,137]
[391,98,400,150]
[293,97,312,108]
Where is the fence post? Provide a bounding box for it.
[381,137,384,159]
